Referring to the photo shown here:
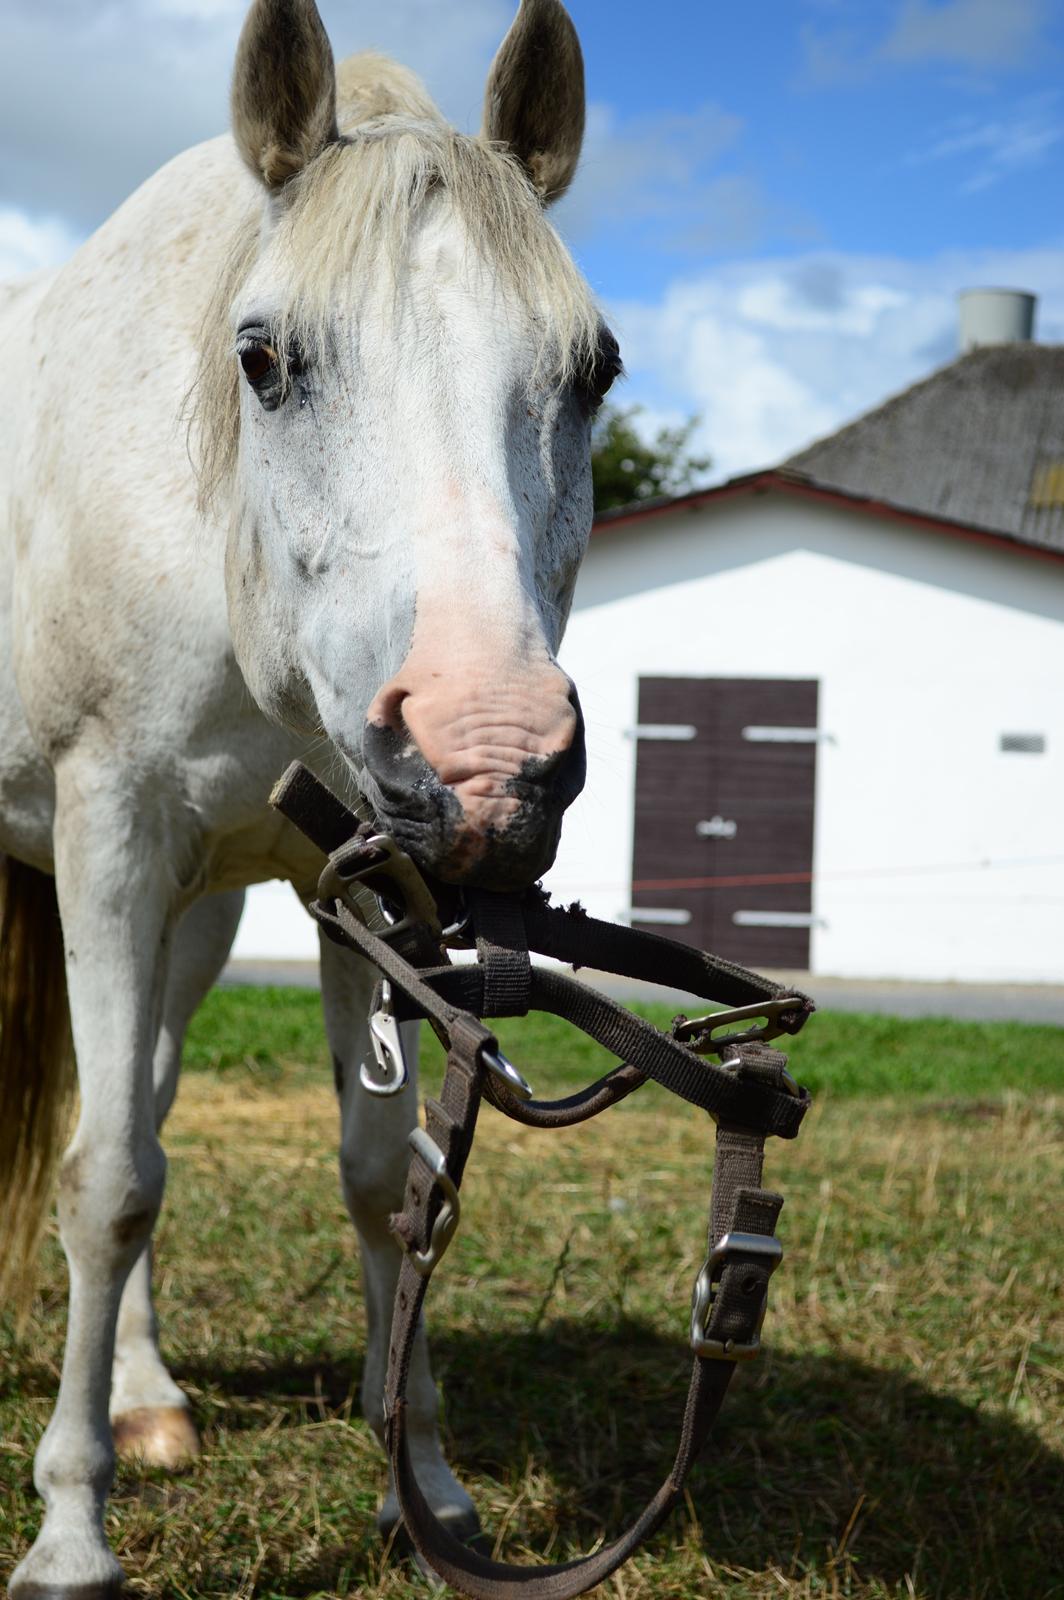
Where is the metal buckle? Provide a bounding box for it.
[674,997,805,1055]
[715,1042,802,1101]
[405,1128,461,1277]
[360,980,409,1097]
[318,834,443,943]
[690,1230,783,1360]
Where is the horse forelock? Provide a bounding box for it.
[191,51,600,514]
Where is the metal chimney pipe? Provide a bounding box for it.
[958,288,1036,353]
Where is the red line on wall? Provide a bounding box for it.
[593,470,1064,567]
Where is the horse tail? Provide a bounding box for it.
[0,855,76,1322]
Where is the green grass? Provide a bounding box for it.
[186,984,1064,1102]
[3,987,1062,1599]
[183,986,329,1077]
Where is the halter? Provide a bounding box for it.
[273,760,815,1599]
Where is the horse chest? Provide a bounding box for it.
[201,810,325,900]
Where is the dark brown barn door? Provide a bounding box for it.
[630,678,819,968]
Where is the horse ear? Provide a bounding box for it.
[481,0,585,203]
[232,0,339,191]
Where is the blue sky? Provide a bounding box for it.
[558,0,1064,473]
[568,0,1064,296]
[3,0,1064,474]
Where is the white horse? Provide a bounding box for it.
[0,1,621,1591]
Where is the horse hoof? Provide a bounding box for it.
[405,1510,485,1588]
[437,1503,482,1546]
[111,1404,201,1471]
[379,1498,482,1548]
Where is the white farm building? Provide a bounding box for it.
[235,308,1064,985]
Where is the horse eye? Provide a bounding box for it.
[239,344,277,385]
[583,331,622,411]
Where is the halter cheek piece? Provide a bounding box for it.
[273,761,815,1600]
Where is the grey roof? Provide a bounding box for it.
[784,343,1064,554]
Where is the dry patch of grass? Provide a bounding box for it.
[3,1061,1062,1599]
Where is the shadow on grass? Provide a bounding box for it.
[172,1321,1062,1599]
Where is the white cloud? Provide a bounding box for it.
[0,207,82,282]
[909,97,1064,193]
[0,0,510,228]
[554,100,813,259]
[798,22,871,87]
[154,0,244,18]
[557,102,740,237]
[609,246,1064,480]
[883,0,1049,68]
[734,278,907,336]
[803,0,1050,84]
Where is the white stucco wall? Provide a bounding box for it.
[232,877,320,961]
[233,490,1064,983]
[549,492,1064,983]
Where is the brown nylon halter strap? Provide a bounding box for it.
[382,1032,783,1600]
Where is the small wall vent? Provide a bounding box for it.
[1000,733,1045,754]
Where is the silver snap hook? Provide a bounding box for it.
[361,980,409,1096]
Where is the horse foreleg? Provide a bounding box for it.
[10,777,181,1600]
[318,930,480,1544]
[110,889,246,1472]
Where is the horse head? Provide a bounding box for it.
[212,0,621,891]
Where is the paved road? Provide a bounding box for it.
[221,960,1064,1026]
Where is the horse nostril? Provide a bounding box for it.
[543,687,586,807]
[367,682,410,736]
[507,683,585,807]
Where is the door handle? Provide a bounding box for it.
[696,816,737,839]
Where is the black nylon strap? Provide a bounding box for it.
[467,889,533,1018]
[522,899,813,1030]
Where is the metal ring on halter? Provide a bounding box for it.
[479,1045,534,1102]
[364,834,444,939]
[440,906,473,946]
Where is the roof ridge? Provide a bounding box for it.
[778,342,1064,555]
[784,345,993,468]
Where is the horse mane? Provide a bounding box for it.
[192,51,600,512]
